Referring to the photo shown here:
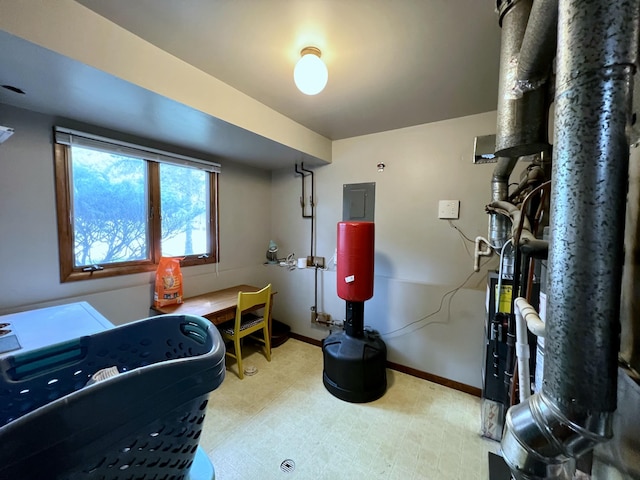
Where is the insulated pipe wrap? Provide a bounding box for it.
[337,222,374,302]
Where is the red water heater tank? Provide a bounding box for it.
[337,221,374,301]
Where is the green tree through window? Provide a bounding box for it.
[54,131,219,282]
[72,148,147,264]
[160,163,208,257]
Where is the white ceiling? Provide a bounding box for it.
[0,0,501,168]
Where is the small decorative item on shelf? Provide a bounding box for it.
[266,240,279,264]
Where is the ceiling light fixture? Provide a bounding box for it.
[294,46,328,95]
[377,162,386,172]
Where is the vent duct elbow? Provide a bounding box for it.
[502,391,612,479]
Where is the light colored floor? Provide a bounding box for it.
[199,338,499,480]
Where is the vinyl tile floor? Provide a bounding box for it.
[199,338,500,480]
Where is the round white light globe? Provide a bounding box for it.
[294,53,328,95]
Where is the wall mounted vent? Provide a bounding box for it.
[473,134,497,163]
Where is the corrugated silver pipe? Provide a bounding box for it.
[501,0,640,478]
[495,0,549,158]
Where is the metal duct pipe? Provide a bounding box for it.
[491,0,552,247]
[516,0,558,94]
[495,0,549,158]
[489,156,519,247]
[501,0,640,478]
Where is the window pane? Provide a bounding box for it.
[160,164,208,256]
[70,146,148,266]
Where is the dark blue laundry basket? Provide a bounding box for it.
[0,314,225,480]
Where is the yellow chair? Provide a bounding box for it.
[220,284,272,379]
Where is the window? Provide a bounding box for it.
[53,127,220,282]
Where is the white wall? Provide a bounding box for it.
[269,111,506,389]
[1,103,519,390]
[0,104,273,324]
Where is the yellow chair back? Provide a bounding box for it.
[221,284,272,379]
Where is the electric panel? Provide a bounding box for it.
[343,182,375,221]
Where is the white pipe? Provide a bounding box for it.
[473,236,494,272]
[515,296,546,337]
[513,297,546,402]
[514,298,532,402]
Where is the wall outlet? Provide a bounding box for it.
[438,200,460,219]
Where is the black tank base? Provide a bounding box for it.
[322,330,387,403]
